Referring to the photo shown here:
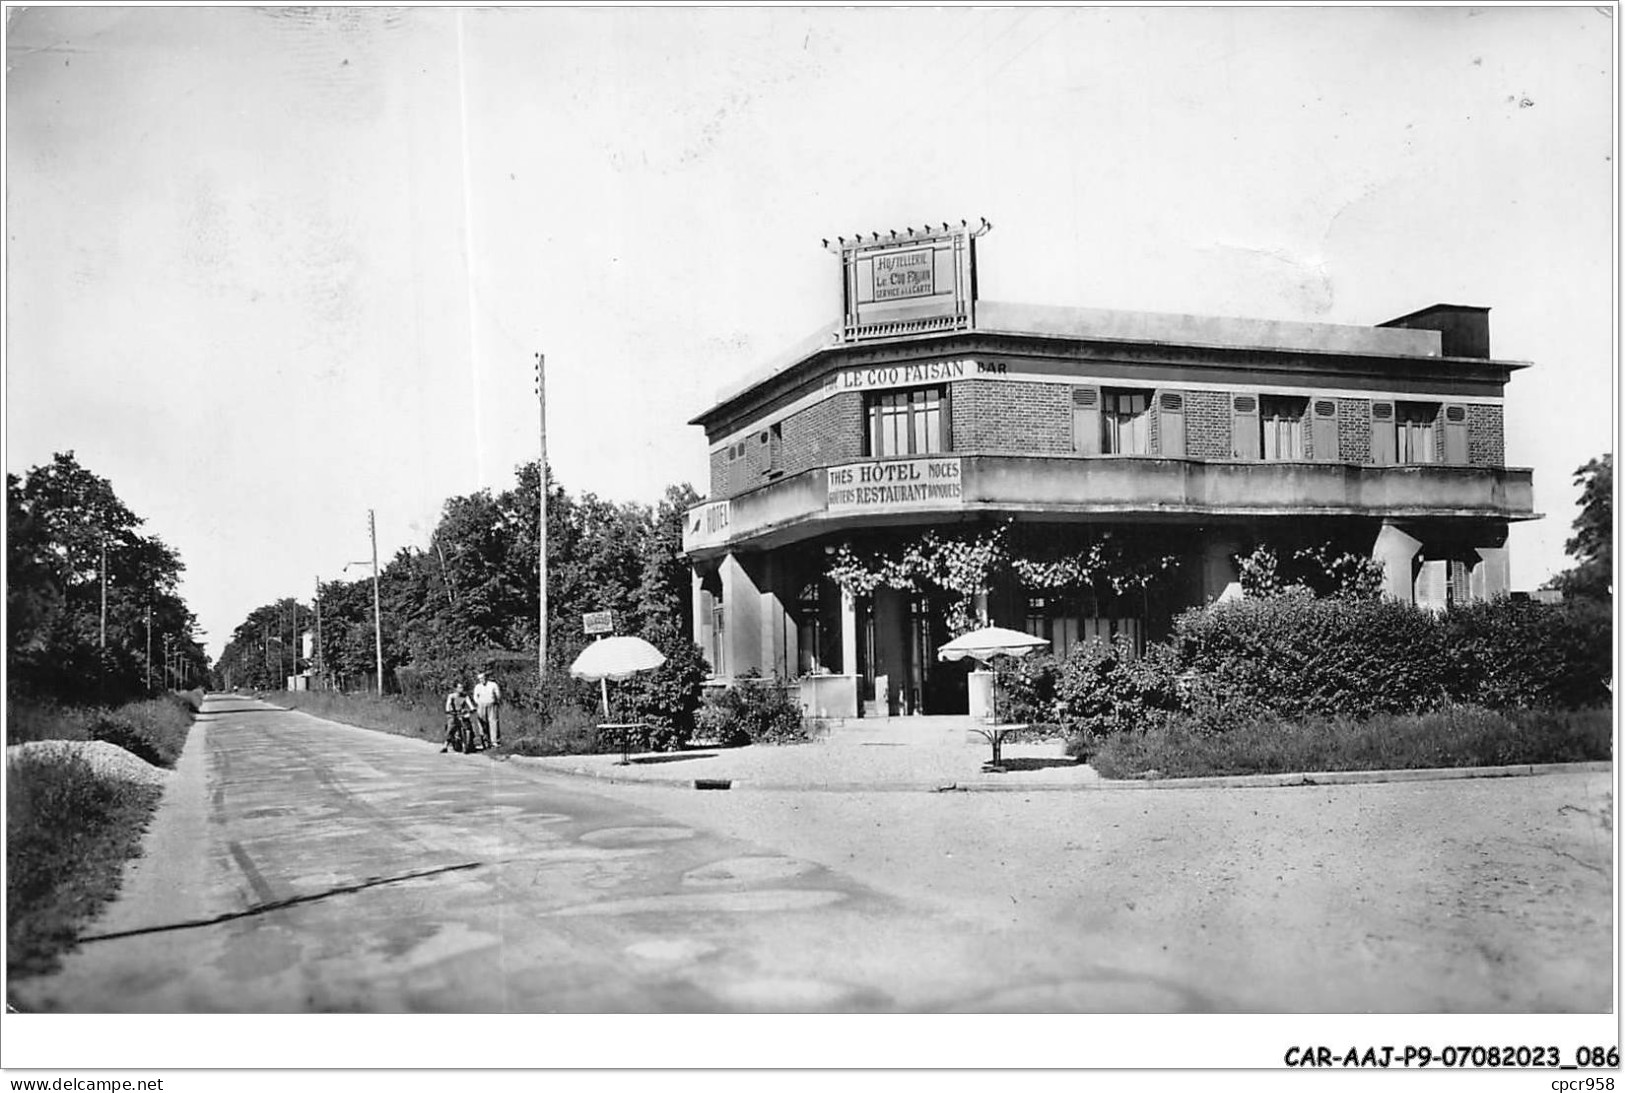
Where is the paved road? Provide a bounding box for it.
[12,695,1613,1013]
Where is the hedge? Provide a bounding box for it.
[1051,593,1610,741]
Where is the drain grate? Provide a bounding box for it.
[693,779,733,791]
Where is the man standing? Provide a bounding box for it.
[473,670,502,749]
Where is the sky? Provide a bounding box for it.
[5,5,1616,662]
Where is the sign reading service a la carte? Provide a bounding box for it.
[872,248,935,301]
[827,457,963,512]
[582,611,614,635]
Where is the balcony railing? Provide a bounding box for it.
[683,454,1536,556]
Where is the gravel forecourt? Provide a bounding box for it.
[610,769,1614,1011]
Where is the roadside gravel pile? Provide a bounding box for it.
[6,739,172,788]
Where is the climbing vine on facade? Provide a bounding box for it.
[824,522,1181,636]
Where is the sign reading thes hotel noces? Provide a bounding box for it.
[827,457,963,512]
[872,248,935,301]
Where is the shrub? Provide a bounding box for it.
[1169,593,1451,721]
[7,750,162,978]
[1088,704,1612,779]
[694,673,808,747]
[1053,637,1179,737]
[8,696,194,768]
[506,704,603,757]
[993,652,1061,727]
[618,639,710,751]
[1444,597,1612,710]
[5,702,96,748]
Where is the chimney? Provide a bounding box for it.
[1377,304,1491,359]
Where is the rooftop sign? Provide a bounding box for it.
[825,220,989,343]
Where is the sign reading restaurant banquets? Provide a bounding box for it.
[827,457,963,512]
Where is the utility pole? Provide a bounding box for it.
[536,351,547,684]
[146,600,153,692]
[99,527,108,650]
[314,575,323,691]
[370,509,384,695]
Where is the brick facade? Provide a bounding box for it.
[1467,403,1505,466]
[952,381,1073,454]
[1184,390,1232,460]
[1337,398,1372,464]
[707,377,1507,499]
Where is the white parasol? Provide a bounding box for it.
[569,635,667,682]
[569,635,667,764]
[937,626,1050,664]
[938,625,1051,769]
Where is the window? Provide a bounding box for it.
[1259,396,1307,461]
[1102,389,1151,455]
[796,581,822,675]
[1396,402,1438,464]
[866,386,946,457]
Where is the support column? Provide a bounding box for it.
[840,587,858,679]
[755,553,795,680]
[1470,546,1510,602]
[691,568,711,669]
[720,552,764,679]
[1201,536,1242,603]
[1372,522,1422,605]
[1414,559,1449,612]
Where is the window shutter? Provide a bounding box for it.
[1443,403,1468,464]
[1370,401,1396,465]
[1072,385,1101,455]
[1158,392,1186,458]
[1311,398,1340,462]
[1230,393,1260,459]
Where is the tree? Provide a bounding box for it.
[1549,453,1612,604]
[8,452,204,701]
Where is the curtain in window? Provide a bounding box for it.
[1396,404,1436,464]
[1103,392,1150,454]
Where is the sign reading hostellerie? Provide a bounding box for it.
[583,611,615,635]
[827,457,963,512]
[872,248,934,301]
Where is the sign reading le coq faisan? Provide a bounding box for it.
[827,457,963,512]
[582,611,614,636]
[833,358,1006,392]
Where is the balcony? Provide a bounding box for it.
[682,454,1537,558]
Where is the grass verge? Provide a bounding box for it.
[1085,705,1613,780]
[6,749,159,985]
[6,691,200,989]
[264,690,608,757]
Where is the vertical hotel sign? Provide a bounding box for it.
[831,219,988,342]
[682,500,732,552]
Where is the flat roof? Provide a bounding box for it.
[694,301,1524,426]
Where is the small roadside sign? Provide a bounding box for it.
[583,610,614,636]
